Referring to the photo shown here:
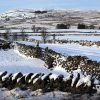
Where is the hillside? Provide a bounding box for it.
[0,9,100,29]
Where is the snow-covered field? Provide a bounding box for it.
[0,44,100,99]
[0,49,48,73]
[47,29,100,33]
[0,49,68,76]
[55,35,100,42]
[40,43,100,62]
[28,35,100,42]
[1,28,100,34]
[18,41,100,62]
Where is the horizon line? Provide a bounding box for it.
[1,8,100,13]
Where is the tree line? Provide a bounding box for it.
[56,23,100,29]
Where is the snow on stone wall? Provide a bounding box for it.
[15,42,100,80]
[0,71,99,94]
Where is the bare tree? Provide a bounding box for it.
[52,34,56,43]
[41,28,49,44]
[20,27,26,41]
[4,28,10,40]
[13,33,18,41]
[31,25,35,32]
[5,28,11,34]
[20,27,25,33]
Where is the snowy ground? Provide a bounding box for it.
[0,47,100,99]
[0,50,85,99]
[18,41,100,62]
[40,43,100,62]
[55,35,100,42]
[0,88,72,100]
[0,49,68,76]
[1,29,100,33]
[28,35,100,42]
[6,29,99,34]
[47,29,100,33]
[0,49,48,74]
[0,88,100,100]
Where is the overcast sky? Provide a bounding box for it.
[0,0,100,12]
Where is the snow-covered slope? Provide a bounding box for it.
[0,49,48,73]
[0,49,69,77]
[0,9,100,29]
[0,9,35,19]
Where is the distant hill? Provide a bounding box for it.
[0,9,100,29]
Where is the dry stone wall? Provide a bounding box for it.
[0,71,98,94]
[15,42,100,80]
